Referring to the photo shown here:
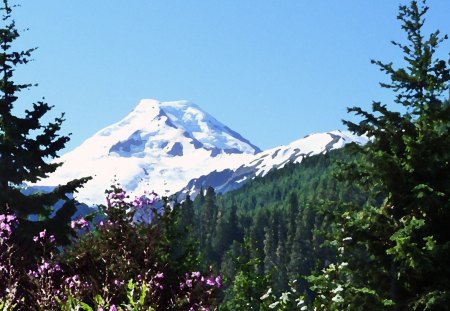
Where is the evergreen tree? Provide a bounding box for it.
[200,186,217,261]
[274,238,288,293]
[228,200,242,244]
[178,194,195,230]
[263,224,276,275]
[0,1,90,244]
[310,1,450,309]
[249,210,268,275]
[212,202,229,263]
[286,191,299,253]
[222,238,271,311]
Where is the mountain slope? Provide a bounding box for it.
[36,99,367,205]
[177,131,367,200]
[37,99,260,204]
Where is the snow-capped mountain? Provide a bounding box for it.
[35,99,367,205]
[37,99,260,205]
[176,131,367,200]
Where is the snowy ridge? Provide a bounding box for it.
[177,131,367,200]
[36,99,259,205]
[34,99,367,205]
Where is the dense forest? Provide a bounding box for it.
[179,147,370,308]
[1,0,449,310]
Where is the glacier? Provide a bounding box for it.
[34,99,367,205]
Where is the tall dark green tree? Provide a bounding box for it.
[0,0,90,244]
[310,1,450,310]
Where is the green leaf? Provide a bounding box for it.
[79,302,94,311]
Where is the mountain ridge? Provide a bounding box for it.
[34,99,367,205]
[176,130,367,201]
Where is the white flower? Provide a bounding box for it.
[280,292,290,304]
[296,298,305,306]
[260,288,272,300]
[332,284,343,293]
[332,294,344,303]
[268,301,280,309]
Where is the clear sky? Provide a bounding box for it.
[11,0,450,152]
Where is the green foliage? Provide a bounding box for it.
[222,239,271,311]
[310,1,450,309]
[123,279,150,311]
[62,186,201,308]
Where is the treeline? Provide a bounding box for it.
[174,147,370,306]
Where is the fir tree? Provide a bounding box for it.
[310,1,450,309]
[0,0,90,245]
[178,194,195,230]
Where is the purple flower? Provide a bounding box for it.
[49,235,56,243]
[28,270,39,278]
[71,218,89,230]
[78,218,89,228]
[215,275,222,288]
[113,279,124,287]
[40,262,51,272]
[39,229,46,239]
[6,215,16,223]
[107,192,115,200]
[0,222,12,237]
[206,277,215,286]
[65,274,81,290]
[146,192,158,205]
[191,271,201,278]
[33,235,39,242]
[186,279,193,288]
[133,197,143,208]
[155,272,164,279]
[109,305,118,311]
[116,192,125,200]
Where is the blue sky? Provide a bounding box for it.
[12,1,450,152]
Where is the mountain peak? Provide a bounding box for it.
[131,99,198,116]
[36,99,260,204]
[130,99,161,115]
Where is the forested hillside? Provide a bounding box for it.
[177,147,371,307]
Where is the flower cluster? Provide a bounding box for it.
[0,185,223,310]
[28,260,62,279]
[178,270,222,310]
[132,191,158,208]
[0,213,18,239]
[260,281,309,311]
[71,217,89,230]
[0,212,21,306]
[180,271,222,290]
[33,229,56,243]
[106,190,127,209]
[153,271,164,290]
